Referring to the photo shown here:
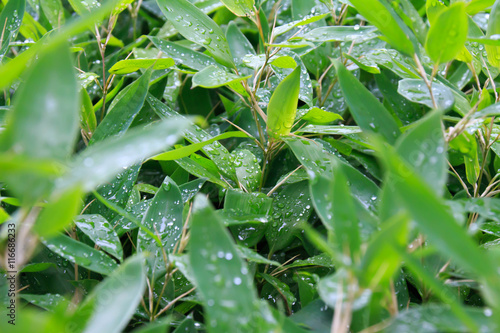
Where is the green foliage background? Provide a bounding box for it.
[1,0,500,332]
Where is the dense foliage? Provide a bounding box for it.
[2,0,500,332]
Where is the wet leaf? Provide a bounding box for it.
[425,2,468,64]
[42,234,118,275]
[299,26,379,43]
[219,0,254,17]
[192,65,251,88]
[0,0,25,62]
[74,214,124,261]
[149,36,219,71]
[156,0,234,68]
[189,195,277,332]
[267,66,301,138]
[81,255,146,333]
[90,68,152,144]
[61,118,190,192]
[348,0,415,55]
[333,60,401,144]
[108,58,175,74]
[0,42,78,161]
[397,79,454,110]
[137,176,183,280]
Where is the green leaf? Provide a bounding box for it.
[80,89,97,136]
[298,26,379,43]
[265,181,313,252]
[270,56,297,69]
[298,125,362,135]
[175,155,228,188]
[330,160,361,261]
[273,13,329,36]
[297,107,343,124]
[0,42,79,161]
[74,214,124,261]
[219,0,254,17]
[108,59,175,74]
[40,0,64,28]
[192,65,251,88]
[375,140,497,279]
[90,68,152,144]
[426,0,447,25]
[236,245,280,266]
[81,255,146,333]
[396,110,447,194]
[149,36,219,71]
[42,234,118,275]
[359,214,409,288]
[231,149,261,192]
[61,119,189,192]
[466,0,496,15]
[156,0,234,68]
[267,66,301,138]
[0,0,120,89]
[285,138,379,213]
[19,262,56,273]
[348,0,415,55]
[397,79,455,110]
[137,176,183,279]
[153,131,249,161]
[425,2,468,64]
[34,187,82,237]
[383,305,495,333]
[148,94,237,181]
[189,195,277,332]
[0,0,25,62]
[225,189,272,246]
[318,269,372,310]
[226,21,256,69]
[259,273,297,307]
[333,60,401,144]
[486,0,500,67]
[272,51,313,107]
[0,154,61,204]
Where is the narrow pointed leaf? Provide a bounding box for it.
[0,0,25,62]
[148,94,237,180]
[82,256,146,333]
[333,60,401,144]
[74,214,124,261]
[220,0,254,17]
[148,36,219,71]
[397,79,455,110]
[61,119,189,192]
[0,42,78,160]
[90,68,152,144]
[486,0,500,67]
[189,195,277,332]
[42,234,118,275]
[34,187,83,237]
[376,141,496,278]
[153,132,249,161]
[156,0,234,68]
[137,176,183,279]
[192,65,251,88]
[109,58,175,74]
[267,66,301,138]
[348,0,415,55]
[425,2,468,64]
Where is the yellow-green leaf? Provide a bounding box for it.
[108,58,175,74]
[425,2,468,64]
[267,66,301,138]
[486,0,500,67]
